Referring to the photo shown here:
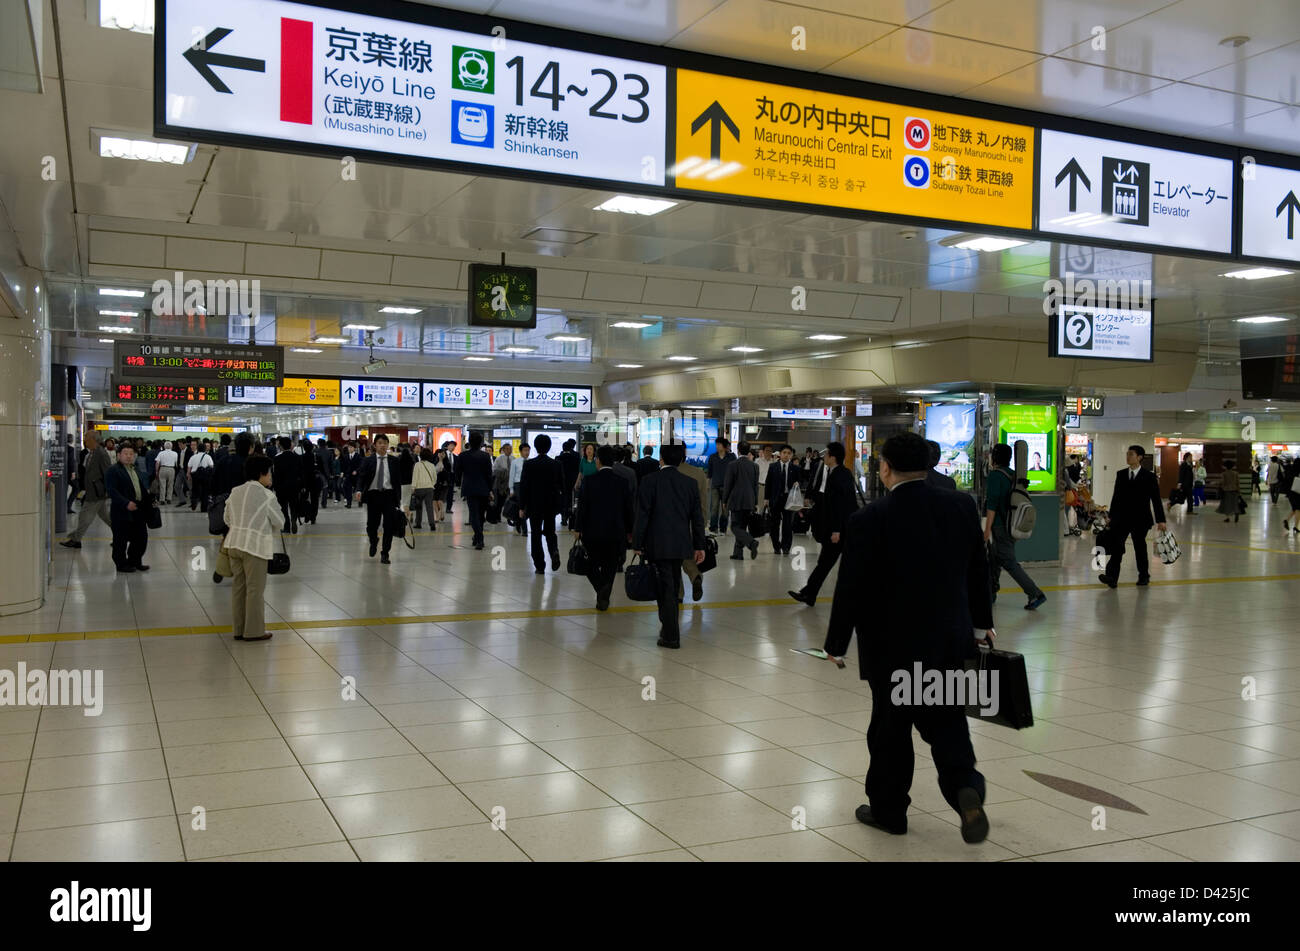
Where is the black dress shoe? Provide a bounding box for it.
[535,568,545,575]
[957,787,989,844]
[133,565,150,572]
[115,567,135,574]
[691,576,703,601]
[596,598,609,611]
[1136,576,1150,586]
[552,558,560,571]
[854,804,906,835]
[369,542,378,557]
[60,539,81,549]
[789,589,813,606]
[656,636,680,649]
[380,553,391,564]
[749,542,759,559]
[1099,574,1117,589]
[212,571,223,584]
[729,554,745,560]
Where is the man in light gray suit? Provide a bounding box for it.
[722,440,761,560]
[61,432,112,549]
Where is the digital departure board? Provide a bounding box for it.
[114,381,224,403]
[1241,334,1300,401]
[114,340,284,385]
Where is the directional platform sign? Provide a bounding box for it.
[340,379,421,407]
[1039,130,1234,254]
[672,70,1034,230]
[1241,162,1300,264]
[422,382,513,410]
[275,377,340,405]
[159,0,667,186]
[512,385,592,414]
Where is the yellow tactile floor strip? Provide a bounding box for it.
[5,573,1300,644]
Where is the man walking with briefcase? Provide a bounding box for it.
[633,443,706,649]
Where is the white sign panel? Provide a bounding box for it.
[227,385,276,403]
[513,385,593,414]
[1053,302,1153,362]
[1242,162,1300,263]
[160,0,666,186]
[422,382,513,409]
[339,379,421,406]
[1039,131,1233,254]
[768,408,832,419]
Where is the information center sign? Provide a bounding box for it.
[115,340,284,385]
[1050,301,1154,362]
[673,70,1034,230]
[158,0,667,186]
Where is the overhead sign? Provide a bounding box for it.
[1039,130,1234,254]
[422,381,513,410]
[113,381,224,403]
[114,340,283,385]
[513,385,592,414]
[276,377,341,405]
[768,408,833,419]
[158,0,667,186]
[1067,396,1105,416]
[1050,301,1154,362]
[1241,162,1300,263]
[340,379,421,406]
[673,70,1034,229]
[468,264,537,329]
[228,385,277,403]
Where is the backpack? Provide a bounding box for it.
[994,457,1037,541]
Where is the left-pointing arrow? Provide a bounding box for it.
[184,28,266,94]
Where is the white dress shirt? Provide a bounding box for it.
[370,455,392,491]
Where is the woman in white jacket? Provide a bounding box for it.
[223,455,284,642]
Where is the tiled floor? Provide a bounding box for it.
[1,499,1299,861]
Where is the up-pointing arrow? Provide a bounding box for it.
[1054,158,1092,213]
[1277,190,1300,241]
[345,386,356,399]
[183,28,266,94]
[690,101,740,163]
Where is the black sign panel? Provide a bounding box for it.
[1240,334,1300,401]
[114,340,284,386]
[1069,396,1105,416]
[114,380,224,404]
[468,264,538,329]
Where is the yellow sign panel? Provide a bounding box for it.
[674,70,1034,229]
[276,377,340,405]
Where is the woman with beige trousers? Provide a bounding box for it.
[223,455,284,641]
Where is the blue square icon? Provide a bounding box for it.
[452,100,493,148]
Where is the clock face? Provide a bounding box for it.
[469,264,537,329]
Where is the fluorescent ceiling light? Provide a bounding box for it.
[728,345,764,353]
[667,355,698,362]
[290,348,322,354]
[682,405,711,409]
[342,323,380,331]
[464,356,493,362]
[611,321,652,329]
[99,135,193,164]
[593,195,677,215]
[98,309,137,317]
[807,334,845,341]
[1235,315,1291,323]
[97,338,116,343]
[378,306,422,314]
[819,396,852,401]
[1222,267,1292,280]
[98,288,145,298]
[546,333,587,342]
[97,325,134,333]
[100,0,154,33]
[313,335,348,344]
[615,363,643,368]
[905,389,943,395]
[1184,409,1197,412]
[501,345,537,353]
[950,236,1029,252]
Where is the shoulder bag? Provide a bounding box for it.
[566,540,590,576]
[267,516,291,575]
[624,554,659,602]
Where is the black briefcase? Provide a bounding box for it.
[963,645,1034,730]
[698,535,718,573]
[624,554,659,602]
[145,502,162,530]
[566,540,590,576]
[384,507,407,538]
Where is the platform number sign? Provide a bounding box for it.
[469,264,538,329]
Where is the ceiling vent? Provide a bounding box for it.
[520,227,596,244]
[696,377,717,396]
[767,368,792,390]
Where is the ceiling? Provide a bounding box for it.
[1,0,1298,405]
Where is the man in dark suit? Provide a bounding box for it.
[722,440,760,560]
[791,441,858,605]
[341,443,361,508]
[518,433,563,573]
[764,444,802,554]
[633,445,660,482]
[925,439,958,490]
[557,439,581,527]
[105,444,151,574]
[454,431,494,549]
[354,434,402,564]
[271,437,301,534]
[824,432,995,844]
[573,444,634,610]
[633,443,706,649]
[1099,445,1166,588]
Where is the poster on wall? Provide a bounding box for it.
[923,404,976,490]
[997,403,1058,492]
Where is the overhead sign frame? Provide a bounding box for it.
[154,0,1292,262]
[1238,149,1300,267]
[1048,298,1156,363]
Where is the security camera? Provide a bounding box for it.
[363,359,388,375]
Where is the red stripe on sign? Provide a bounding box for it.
[280,18,312,124]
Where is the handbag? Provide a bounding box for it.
[786,483,805,510]
[503,497,520,526]
[215,544,232,579]
[566,540,590,576]
[963,645,1034,729]
[384,506,408,539]
[208,493,229,535]
[698,535,718,573]
[1291,475,1300,494]
[1154,528,1181,565]
[145,501,162,530]
[623,554,659,602]
[267,519,291,575]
